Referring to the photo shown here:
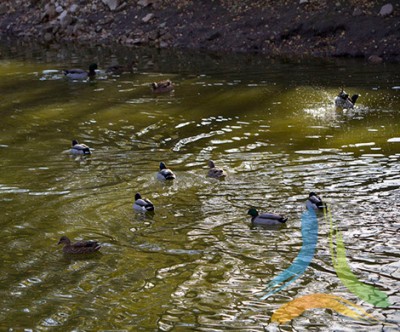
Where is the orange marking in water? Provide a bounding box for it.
[271,293,381,324]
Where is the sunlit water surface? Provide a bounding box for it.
[0,43,399,331]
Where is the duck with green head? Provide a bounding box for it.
[70,139,91,155]
[157,162,176,180]
[63,63,98,80]
[306,192,327,211]
[334,88,359,109]
[247,208,288,226]
[133,192,155,212]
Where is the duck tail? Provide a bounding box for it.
[318,203,328,211]
[145,204,155,212]
[351,94,359,105]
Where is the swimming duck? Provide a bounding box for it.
[207,160,226,179]
[334,89,359,109]
[57,235,101,254]
[133,192,155,212]
[306,192,327,211]
[151,80,174,93]
[63,63,98,80]
[157,162,176,180]
[247,208,288,226]
[70,139,91,155]
[106,60,136,75]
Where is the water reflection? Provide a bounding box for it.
[0,42,399,331]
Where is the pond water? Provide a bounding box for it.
[0,42,399,331]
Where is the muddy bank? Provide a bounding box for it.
[0,0,399,62]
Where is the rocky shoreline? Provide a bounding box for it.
[0,0,399,63]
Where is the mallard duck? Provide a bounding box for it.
[133,192,155,212]
[106,60,136,75]
[63,63,98,80]
[334,89,359,109]
[247,208,287,226]
[70,139,91,155]
[157,162,176,180]
[207,160,226,179]
[57,235,101,254]
[306,192,327,211]
[151,80,174,93]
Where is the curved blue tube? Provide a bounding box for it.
[259,209,318,300]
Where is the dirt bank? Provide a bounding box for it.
[0,0,399,62]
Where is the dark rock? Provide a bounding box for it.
[0,3,7,15]
[352,7,363,16]
[159,40,169,48]
[138,0,153,7]
[142,13,154,23]
[69,4,79,14]
[58,10,73,28]
[102,0,119,11]
[131,38,143,45]
[368,55,383,64]
[0,0,398,62]
[41,4,57,22]
[43,32,53,42]
[207,31,221,41]
[115,2,127,12]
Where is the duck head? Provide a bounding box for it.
[208,160,216,168]
[135,192,142,200]
[338,90,349,99]
[247,208,259,217]
[159,162,167,170]
[89,63,98,71]
[58,236,71,245]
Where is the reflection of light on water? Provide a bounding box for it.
[0,185,30,194]
[353,142,375,147]
[39,69,64,81]
[125,98,154,104]
[175,121,194,129]
[304,107,331,118]
[295,150,322,155]
[387,137,400,142]
[303,106,346,123]
[210,139,234,145]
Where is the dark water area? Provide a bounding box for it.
[0,42,399,331]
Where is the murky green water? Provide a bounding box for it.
[0,42,399,331]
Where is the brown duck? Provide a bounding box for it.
[58,236,101,254]
[151,80,174,93]
[207,160,226,179]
